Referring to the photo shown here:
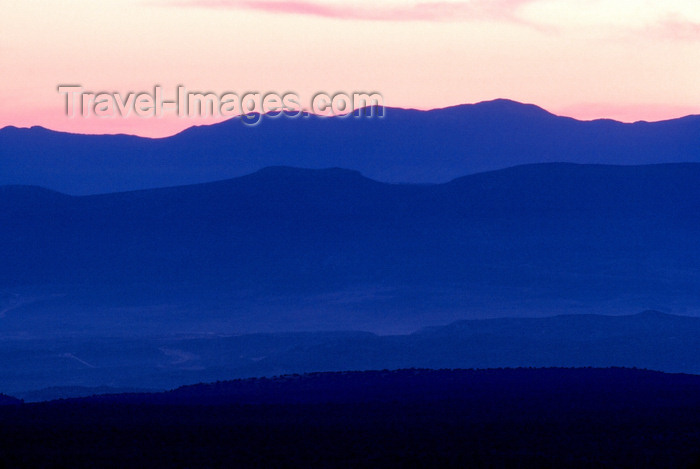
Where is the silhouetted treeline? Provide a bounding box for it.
[1,368,700,467]
[0,394,22,406]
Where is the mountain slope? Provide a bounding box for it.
[2,99,700,194]
[5,311,700,397]
[1,163,700,336]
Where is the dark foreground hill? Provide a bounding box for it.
[2,368,700,468]
[2,163,700,337]
[5,311,700,399]
[2,99,700,194]
[0,394,22,406]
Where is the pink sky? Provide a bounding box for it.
[2,0,700,137]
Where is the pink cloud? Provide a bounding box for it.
[645,15,700,41]
[169,0,538,23]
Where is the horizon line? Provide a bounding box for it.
[3,98,700,139]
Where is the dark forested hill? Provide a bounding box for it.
[71,367,700,407]
[2,368,700,468]
[0,394,22,406]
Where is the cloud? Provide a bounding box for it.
[647,15,700,41]
[167,0,539,23]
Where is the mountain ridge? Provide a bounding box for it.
[4,310,700,398]
[3,99,700,194]
[2,162,700,337]
[7,98,697,137]
[3,161,700,197]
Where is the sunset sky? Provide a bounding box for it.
[3,0,700,136]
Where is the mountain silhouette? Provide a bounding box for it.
[0,394,21,405]
[2,99,700,194]
[7,310,700,399]
[63,367,700,407]
[1,163,699,337]
[5,369,700,468]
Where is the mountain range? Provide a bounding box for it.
[3,101,700,402]
[2,99,700,194]
[6,310,700,399]
[2,163,700,337]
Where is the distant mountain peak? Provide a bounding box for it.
[477,98,547,110]
[449,98,555,117]
[1,125,51,133]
